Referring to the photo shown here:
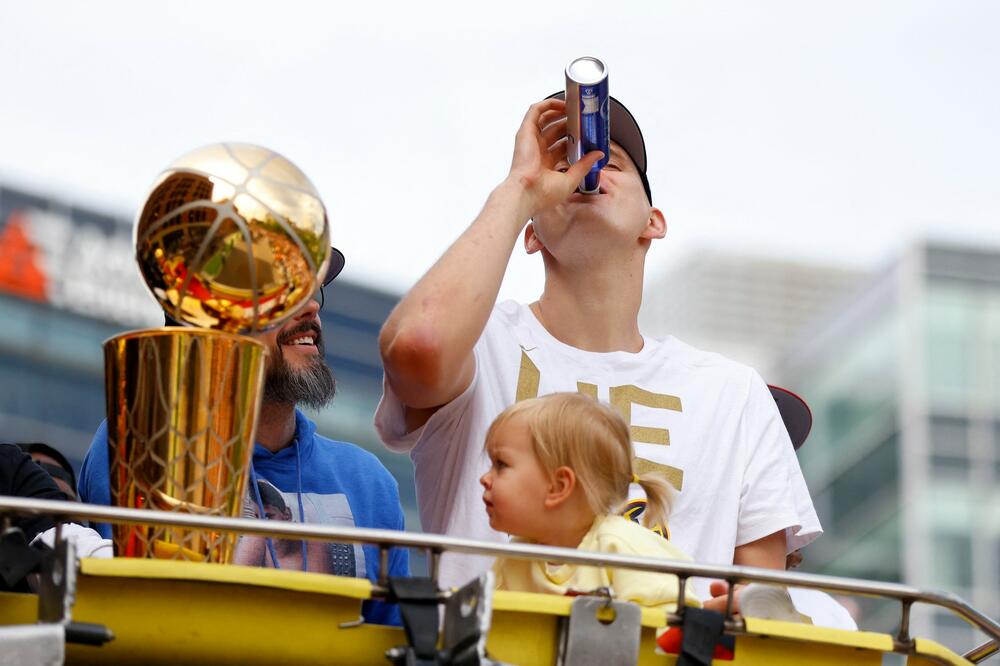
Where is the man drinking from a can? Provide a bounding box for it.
[376,58,821,611]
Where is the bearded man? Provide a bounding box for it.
[78,255,408,625]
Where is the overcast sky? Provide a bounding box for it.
[2,1,997,303]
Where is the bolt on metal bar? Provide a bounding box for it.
[1,496,997,644]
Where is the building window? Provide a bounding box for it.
[925,284,976,409]
[931,416,968,457]
[931,532,973,589]
[930,415,971,481]
[829,434,898,526]
[994,421,1000,482]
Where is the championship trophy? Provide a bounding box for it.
[104,143,331,563]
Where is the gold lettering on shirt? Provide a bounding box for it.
[633,456,685,491]
[514,363,685,490]
[610,385,684,491]
[609,385,682,431]
[515,350,540,403]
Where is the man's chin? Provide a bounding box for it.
[262,354,336,409]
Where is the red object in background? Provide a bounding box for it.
[0,211,48,302]
[657,626,735,660]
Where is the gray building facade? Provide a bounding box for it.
[780,242,1000,650]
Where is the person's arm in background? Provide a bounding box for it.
[702,530,787,613]
[733,530,787,569]
[703,371,813,614]
[378,99,603,432]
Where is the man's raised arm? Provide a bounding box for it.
[378,99,603,422]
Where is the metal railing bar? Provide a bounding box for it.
[1,495,997,643]
[965,639,998,663]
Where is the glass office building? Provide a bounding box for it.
[0,184,418,528]
[780,242,1000,649]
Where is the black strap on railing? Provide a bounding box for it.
[386,576,440,665]
[676,608,736,666]
[0,526,46,590]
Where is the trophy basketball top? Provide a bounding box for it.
[134,142,331,333]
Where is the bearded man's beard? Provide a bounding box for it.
[263,335,336,409]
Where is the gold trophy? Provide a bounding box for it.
[105,143,330,563]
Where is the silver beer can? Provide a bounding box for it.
[564,56,610,194]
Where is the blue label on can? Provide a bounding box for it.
[578,76,609,192]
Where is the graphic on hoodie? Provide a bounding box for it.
[232,477,363,577]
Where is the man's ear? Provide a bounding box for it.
[640,206,667,241]
[544,466,577,509]
[524,222,545,255]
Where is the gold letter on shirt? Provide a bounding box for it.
[514,363,685,490]
[515,350,540,403]
[610,385,684,490]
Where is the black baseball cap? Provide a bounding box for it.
[322,246,347,287]
[768,385,813,451]
[545,92,652,205]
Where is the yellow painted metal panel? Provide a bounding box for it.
[486,607,670,665]
[66,573,399,665]
[486,608,563,664]
[912,637,972,665]
[3,565,974,666]
[0,591,37,624]
[744,616,895,652]
[491,589,668,626]
[734,634,884,665]
[79,557,373,600]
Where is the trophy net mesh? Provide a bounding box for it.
[106,330,264,563]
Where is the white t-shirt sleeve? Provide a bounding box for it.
[736,371,822,552]
[374,344,492,536]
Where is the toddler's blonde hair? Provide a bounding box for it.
[485,392,674,531]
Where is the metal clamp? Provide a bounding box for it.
[384,573,503,666]
[557,595,642,666]
[37,534,115,646]
[440,572,497,666]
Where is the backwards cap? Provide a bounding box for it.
[546,92,651,205]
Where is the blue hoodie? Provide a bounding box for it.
[79,410,409,626]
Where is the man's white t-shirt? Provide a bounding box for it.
[375,301,821,590]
